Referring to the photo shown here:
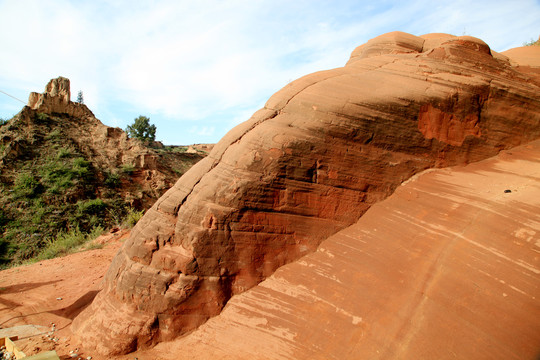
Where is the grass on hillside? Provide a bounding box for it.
[35,225,105,261]
[0,110,204,268]
[0,113,146,267]
[27,207,144,264]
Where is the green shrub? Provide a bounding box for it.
[56,147,72,159]
[13,173,41,198]
[123,207,144,228]
[31,205,47,224]
[77,198,106,216]
[43,170,72,194]
[12,239,38,261]
[120,163,135,175]
[72,157,90,178]
[105,172,121,188]
[36,113,48,122]
[41,159,72,192]
[45,129,61,140]
[36,225,104,261]
[173,146,188,153]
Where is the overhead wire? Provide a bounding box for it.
[0,89,26,104]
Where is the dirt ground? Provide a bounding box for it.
[0,230,127,360]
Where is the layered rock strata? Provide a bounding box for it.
[72,32,540,354]
[139,138,540,360]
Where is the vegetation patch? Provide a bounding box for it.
[104,171,121,188]
[120,163,136,175]
[34,225,104,261]
[122,207,144,228]
[523,37,540,46]
[0,109,207,268]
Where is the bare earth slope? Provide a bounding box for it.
[72,32,540,354]
[0,232,125,358]
[1,139,538,359]
[139,139,540,360]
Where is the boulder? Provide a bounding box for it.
[72,32,540,355]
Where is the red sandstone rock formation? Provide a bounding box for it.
[134,139,540,360]
[72,32,540,355]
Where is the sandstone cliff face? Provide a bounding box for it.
[135,138,540,360]
[72,32,540,354]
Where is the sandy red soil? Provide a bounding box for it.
[0,231,126,359]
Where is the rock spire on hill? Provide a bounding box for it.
[27,77,93,118]
[72,32,540,355]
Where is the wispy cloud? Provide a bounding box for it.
[0,0,539,143]
[189,125,215,137]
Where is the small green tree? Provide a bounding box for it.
[76,91,84,104]
[126,115,156,142]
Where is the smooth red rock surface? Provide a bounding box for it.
[72,32,540,354]
[138,139,540,360]
[501,45,540,85]
[502,45,540,67]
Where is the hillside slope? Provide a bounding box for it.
[0,77,207,265]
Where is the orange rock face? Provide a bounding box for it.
[418,104,481,146]
[141,139,540,360]
[72,31,540,355]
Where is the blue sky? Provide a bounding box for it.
[1,0,539,145]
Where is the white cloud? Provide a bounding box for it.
[189,125,216,137]
[1,0,539,144]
